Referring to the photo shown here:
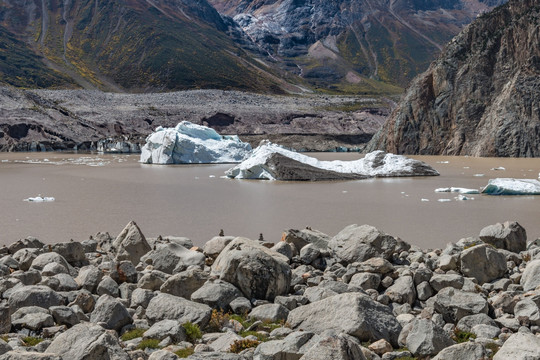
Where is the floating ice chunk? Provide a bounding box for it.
[226,142,439,181]
[421,199,430,202]
[455,195,474,201]
[473,174,485,177]
[435,187,480,194]
[491,167,506,171]
[140,121,252,164]
[436,161,449,164]
[209,175,216,178]
[24,195,55,202]
[438,199,451,202]
[482,178,540,195]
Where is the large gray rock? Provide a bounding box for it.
[50,241,88,267]
[493,332,540,360]
[141,242,205,274]
[249,304,289,322]
[148,350,181,360]
[456,314,497,332]
[209,331,243,352]
[429,274,464,292]
[479,221,527,253]
[8,285,64,312]
[8,237,44,254]
[160,268,209,299]
[12,312,54,331]
[203,236,235,259]
[90,295,133,332]
[300,333,367,360]
[253,331,319,360]
[75,265,104,293]
[96,276,120,297]
[0,303,10,334]
[433,342,488,360]
[385,276,416,305]
[514,297,540,326]
[287,293,402,346]
[349,272,381,290]
[521,259,540,291]
[146,293,212,327]
[281,228,330,252]
[143,320,186,342]
[137,270,169,291]
[130,288,155,309]
[31,253,71,273]
[328,225,406,264]
[405,319,455,357]
[112,221,151,265]
[191,280,243,310]
[433,288,488,323]
[46,322,130,359]
[12,248,39,271]
[0,339,12,356]
[460,244,507,284]
[211,237,291,301]
[50,306,80,327]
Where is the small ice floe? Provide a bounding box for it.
[1,159,8,163]
[455,194,474,201]
[435,187,480,194]
[24,195,55,202]
[473,174,485,177]
[436,161,450,164]
[209,175,216,178]
[482,178,540,195]
[342,191,348,194]
[463,167,470,169]
[421,198,430,202]
[491,167,506,171]
[438,199,451,202]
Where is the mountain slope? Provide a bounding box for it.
[210,0,506,90]
[367,0,540,157]
[0,0,290,92]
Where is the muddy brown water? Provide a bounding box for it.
[0,152,539,249]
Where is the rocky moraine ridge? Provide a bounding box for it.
[0,220,540,359]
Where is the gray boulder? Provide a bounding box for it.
[349,272,381,291]
[12,312,54,331]
[31,253,71,273]
[50,306,79,327]
[230,297,252,314]
[479,221,527,253]
[405,319,455,357]
[270,242,295,260]
[46,322,130,359]
[144,320,186,342]
[416,281,434,301]
[141,242,205,274]
[514,297,540,326]
[208,331,243,352]
[433,342,488,360]
[385,276,416,305]
[96,276,120,297]
[471,324,500,339]
[0,339,12,356]
[429,274,464,292]
[249,304,289,322]
[8,285,64,312]
[456,314,497,332]
[90,294,133,332]
[0,304,10,334]
[493,332,540,360]
[112,221,151,265]
[146,293,212,327]
[328,225,404,264]
[8,237,44,254]
[287,293,402,346]
[68,290,96,313]
[137,270,169,290]
[253,331,319,360]
[433,288,488,323]
[75,265,103,293]
[191,280,243,310]
[300,333,367,360]
[41,262,69,277]
[130,288,155,309]
[281,228,330,252]
[12,248,39,271]
[211,237,291,301]
[203,236,235,259]
[50,241,88,267]
[160,268,209,299]
[460,244,507,284]
[0,352,61,359]
[521,259,540,291]
[148,350,181,360]
[299,244,321,264]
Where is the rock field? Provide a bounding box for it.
[0,220,540,359]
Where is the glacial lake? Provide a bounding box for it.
[0,152,539,249]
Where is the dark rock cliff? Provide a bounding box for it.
[367,0,540,157]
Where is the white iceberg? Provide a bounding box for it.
[435,187,480,194]
[140,121,252,164]
[482,178,540,195]
[24,195,55,202]
[226,142,439,180]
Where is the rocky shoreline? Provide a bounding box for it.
[0,220,539,359]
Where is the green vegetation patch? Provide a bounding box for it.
[136,338,161,350]
[175,347,195,358]
[22,336,43,346]
[229,339,260,353]
[183,322,202,343]
[120,328,145,341]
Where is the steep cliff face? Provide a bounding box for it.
[367,0,540,157]
[0,0,288,92]
[210,0,506,90]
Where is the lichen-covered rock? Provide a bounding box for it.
[90,294,133,332]
[211,237,291,301]
[160,268,209,299]
[479,221,527,253]
[433,288,488,323]
[141,242,205,274]
[405,319,455,357]
[145,293,212,327]
[8,285,64,312]
[190,280,243,310]
[459,244,506,284]
[493,331,540,360]
[287,293,402,346]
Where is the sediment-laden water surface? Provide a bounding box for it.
[0,152,538,248]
